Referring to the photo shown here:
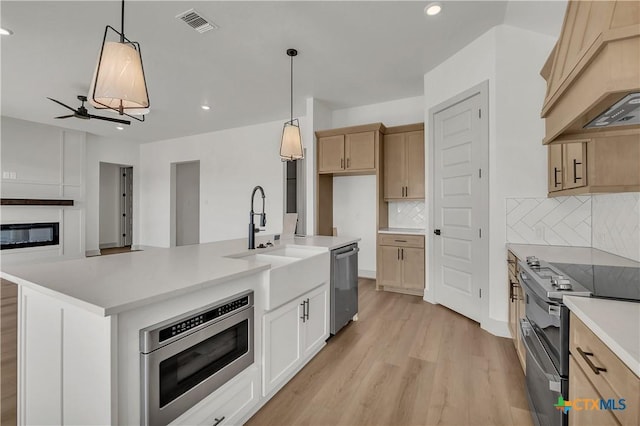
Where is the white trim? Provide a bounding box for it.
[358,269,376,279]
[481,317,510,338]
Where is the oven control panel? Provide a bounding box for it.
[158,296,250,342]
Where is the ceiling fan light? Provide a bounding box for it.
[89,41,149,111]
[280,120,304,161]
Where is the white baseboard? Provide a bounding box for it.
[481,317,511,338]
[85,249,101,257]
[358,269,375,279]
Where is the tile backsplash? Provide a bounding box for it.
[592,193,640,262]
[388,201,426,229]
[506,196,591,246]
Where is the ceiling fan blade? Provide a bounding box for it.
[89,114,131,125]
[54,114,75,119]
[47,97,76,112]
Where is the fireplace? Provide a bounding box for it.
[1,222,60,250]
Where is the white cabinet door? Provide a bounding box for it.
[301,285,329,358]
[262,298,302,395]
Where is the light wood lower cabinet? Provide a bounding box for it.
[507,251,526,372]
[568,355,620,426]
[263,284,329,396]
[377,234,425,296]
[1,280,17,426]
[569,313,640,426]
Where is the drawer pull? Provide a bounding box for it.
[395,240,407,243]
[577,347,607,375]
[213,416,225,426]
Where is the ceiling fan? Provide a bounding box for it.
[47,95,131,125]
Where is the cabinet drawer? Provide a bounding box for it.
[170,365,259,425]
[570,314,640,426]
[378,234,424,248]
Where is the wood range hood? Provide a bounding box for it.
[540,0,640,145]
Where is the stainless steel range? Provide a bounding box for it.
[518,256,591,426]
[518,255,640,426]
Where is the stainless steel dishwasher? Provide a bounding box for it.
[330,243,359,335]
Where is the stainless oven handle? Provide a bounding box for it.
[519,319,561,392]
[548,305,561,317]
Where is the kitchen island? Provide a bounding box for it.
[1,235,359,425]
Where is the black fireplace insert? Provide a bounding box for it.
[1,222,60,250]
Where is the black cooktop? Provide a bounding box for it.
[550,263,640,302]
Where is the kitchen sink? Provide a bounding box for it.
[228,245,329,310]
[234,253,298,269]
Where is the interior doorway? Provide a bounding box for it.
[429,81,489,323]
[99,162,133,251]
[171,161,200,247]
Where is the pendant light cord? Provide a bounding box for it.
[290,53,294,123]
[120,0,125,42]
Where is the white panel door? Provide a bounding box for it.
[433,92,486,322]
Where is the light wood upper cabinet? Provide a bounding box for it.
[383,124,425,200]
[316,126,380,174]
[548,136,640,197]
[318,135,345,173]
[383,133,405,199]
[345,132,375,171]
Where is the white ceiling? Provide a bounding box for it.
[1,1,566,143]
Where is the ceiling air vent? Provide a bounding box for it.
[176,9,218,33]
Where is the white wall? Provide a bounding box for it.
[424,25,556,336]
[85,134,140,255]
[0,116,85,263]
[330,96,425,276]
[98,163,121,248]
[139,118,300,247]
[175,161,200,246]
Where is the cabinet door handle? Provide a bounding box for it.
[300,301,306,323]
[573,159,582,183]
[305,298,310,320]
[509,280,517,302]
[397,248,400,260]
[401,248,404,260]
[213,416,225,426]
[553,167,561,187]
[576,347,607,375]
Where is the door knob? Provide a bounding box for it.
[434,229,441,235]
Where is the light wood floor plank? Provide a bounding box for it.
[247,279,531,426]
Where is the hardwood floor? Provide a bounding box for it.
[100,246,138,256]
[247,279,532,426]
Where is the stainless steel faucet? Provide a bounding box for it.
[248,186,266,249]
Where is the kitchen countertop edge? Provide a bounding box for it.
[378,228,426,236]
[564,295,640,377]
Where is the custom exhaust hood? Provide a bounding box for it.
[540,1,640,144]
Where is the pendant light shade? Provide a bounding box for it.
[89,0,149,121]
[280,48,304,161]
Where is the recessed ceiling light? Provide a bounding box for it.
[424,2,442,16]
[201,105,211,110]
[0,27,14,36]
[116,126,124,130]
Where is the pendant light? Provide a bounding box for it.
[280,48,304,161]
[88,0,149,122]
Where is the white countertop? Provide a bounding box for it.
[507,244,640,267]
[378,228,426,236]
[0,235,360,316]
[564,296,640,377]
